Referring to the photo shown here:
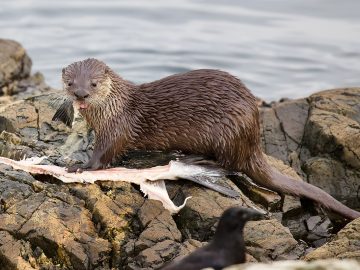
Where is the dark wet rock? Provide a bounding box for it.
[134,239,181,269]
[131,239,205,270]
[282,206,335,249]
[260,107,289,162]
[304,216,332,247]
[260,99,309,168]
[282,211,312,241]
[273,99,309,154]
[304,217,360,260]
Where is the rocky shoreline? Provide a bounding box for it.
[0,38,359,270]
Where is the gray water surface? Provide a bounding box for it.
[1,0,360,100]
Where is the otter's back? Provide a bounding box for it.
[134,69,260,162]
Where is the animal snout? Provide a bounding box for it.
[74,89,89,99]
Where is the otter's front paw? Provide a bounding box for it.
[66,165,85,173]
[66,162,105,173]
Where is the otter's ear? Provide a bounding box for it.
[62,68,66,75]
[104,67,110,74]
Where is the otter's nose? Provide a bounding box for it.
[74,90,89,99]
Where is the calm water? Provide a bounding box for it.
[1,0,360,100]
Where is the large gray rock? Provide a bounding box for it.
[260,99,309,168]
[301,89,360,206]
[244,219,305,261]
[303,157,360,206]
[0,39,51,110]
[0,39,32,94]
[260,88,360,210]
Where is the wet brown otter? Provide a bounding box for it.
[60,58,360,220]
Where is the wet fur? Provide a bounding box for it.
[61,58,360,219]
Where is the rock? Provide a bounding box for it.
[273,99,309,152]
[135,200,182,252]
[282,195,302,214]
[300,89,360,208]
[70,182,145,266]
[304,217,360,260]
[282,211,312,240]
[309,88,360,123]
[232,173,281,211]
[244,219,306,261]
[260,99,309,166]
[0,231,37,270]
[305,109,360,169]
[132,239,205,270]
[260,89,360,219]
[0,185,111,269]
[303,157,360,207]
[173,181,261,241]
[0,39,54,108]
[0,184,111,269]
[304,216,332,246]
[175,239,204,258]
[134,240,181,269]
[231,155,304,212]
[304,89,360,169]
[0,39,32,95]
[0,117,16,134]
[138,199,166,228]
[260,106,288,162]
[224,259,360,270]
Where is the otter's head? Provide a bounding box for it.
[62,58,112,110]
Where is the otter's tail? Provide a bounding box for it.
[244,158,360,220]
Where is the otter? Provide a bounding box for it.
[58,58,360,220]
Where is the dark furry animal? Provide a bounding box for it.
[160,207,263,270]
[56,58,360,219]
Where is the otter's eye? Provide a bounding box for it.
[68,82,73,87]
[91,82,97,87]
